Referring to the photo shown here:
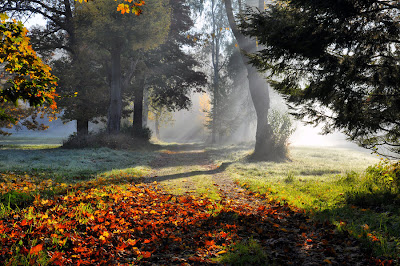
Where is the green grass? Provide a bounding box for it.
[216,238,270,265]
[0,146,155,181]
[224,147,399,261]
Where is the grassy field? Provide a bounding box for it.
[0,139,398,264]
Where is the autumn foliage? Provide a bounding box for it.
[76,0,146,15]
[0,15,58,113]
[0,169,385,265]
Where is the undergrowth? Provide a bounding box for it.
[62,131,156,150]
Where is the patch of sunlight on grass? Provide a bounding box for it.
[228,146,400,260]
[228,146,379,183]
[100,167,150,178]
[193,175,220,200]
[159,174,220,200]
[0,144,61,150]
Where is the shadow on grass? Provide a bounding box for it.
[146,162,232,182]
[309,198,400,261]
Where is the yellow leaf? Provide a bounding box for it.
[0,13,9,21]
[216,250,227,255]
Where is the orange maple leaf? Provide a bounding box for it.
[141,251,152,258]
[29,243,43,255]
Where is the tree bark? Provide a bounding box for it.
[107,45,122,134]
[224,0,273,159]
[142,87,149,128]
[211,0,220,144]
[76,118,89,137]
[155,112,160,139]
[133,77,146,134]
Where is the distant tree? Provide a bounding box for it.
[201,0,231,143]
[0,14,58,131]
[148,99,175,139]
[51,49,109,137]
[241,0,400,158]
[135,0,206,134]
[77,0,170,134]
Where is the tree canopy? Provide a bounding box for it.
[76,0,146,15]
[0,14,58,124]
[241,0,400,157]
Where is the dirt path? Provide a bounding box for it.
[144,145,374,265]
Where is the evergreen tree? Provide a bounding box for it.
[77,0,170,134]
[241,0,400,157]
[140,0,206,133]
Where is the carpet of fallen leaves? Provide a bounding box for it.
[1,175,386,266]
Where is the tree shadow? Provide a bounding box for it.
[146,162,232,182]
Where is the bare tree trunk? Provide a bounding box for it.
[224,0,274,159]
[142,87,149,128]
[211,0,220,144]
[107,45,122,134]
[76,118,89,137]
[133,77,145,135]
[155,111,160,139]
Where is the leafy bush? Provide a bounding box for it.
[62,131,153,149]
[344,160,400,209]
[365,160,400,193]
[268,109,296,160]
[132,126,152,140]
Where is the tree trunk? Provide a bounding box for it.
[76,119,89,137]
[224,0,273,159]
[155,112,160,139]
[142,87,149,128]
[133,77,145,135]
[211,0,220,144]
[107,45,122,134]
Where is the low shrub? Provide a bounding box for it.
[344,160,400,210]
[267,109,296,160]
[62,131,153,150]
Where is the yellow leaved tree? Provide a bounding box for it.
[76,0,146,15]
[0,14,58,132]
